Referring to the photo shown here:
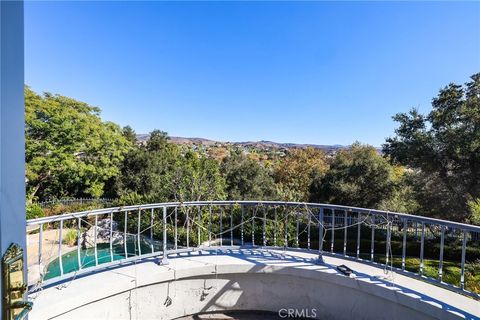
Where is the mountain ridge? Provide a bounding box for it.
[136,134,357,152]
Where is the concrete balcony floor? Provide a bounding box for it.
[29,248,480,320]
[176,311,303,319]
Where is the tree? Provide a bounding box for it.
[376,167,419,214]
[383,73,480,221]
[468,198,480,225]
[122,125,137,144]
[147,129,169,152]
[221,153,277,200]
[310,143,396,209]
[25,86,132,201]
[274,147,328,202]
[172,151,226,202]
[115,131,180,202]
[116,131,225,203]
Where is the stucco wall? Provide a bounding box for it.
[51,273,440,320]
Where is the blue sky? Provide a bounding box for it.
[25,1,480,146]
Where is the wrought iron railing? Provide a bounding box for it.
[26,201,480,299]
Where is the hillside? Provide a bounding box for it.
[136,134,350,153]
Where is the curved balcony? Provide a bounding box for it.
[26,201,480,319]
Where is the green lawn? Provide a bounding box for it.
[312,235,480,295]
[368,255,480,294]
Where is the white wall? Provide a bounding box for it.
[51,273,438,320]
[0,1,25,318]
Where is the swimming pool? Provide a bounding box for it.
[45,239,161,280]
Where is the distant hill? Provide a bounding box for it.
[232,140,348,152]
[136,134,354,153]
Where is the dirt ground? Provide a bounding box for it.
[26,228,77,283]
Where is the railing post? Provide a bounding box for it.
[174,207,178,251]
[39,223,44,268]
[241,205,244,246]
[150,208,154,254]
[161,206,169,265]
[296,212,299,248]
[370,217,375,261]
[94,214,98,266]
[186,207,190,248]
[420,222,425,275]
[209,205,212,246]
[124,211,128,258]
[137,209,142,256]
[284,208,288,248]
[59,220,64,276]
[331,210,335,253]
[356,212,361,259]
[230,206,233,246]
[343,211,347,256]
[307,209,311,250]
[198,206,202,247]
[402,219,407,271]
[385,219,391,266]
[439,225,445,282]
[78,218,82,269]
[252,205,255,246]
[220,206,223,246]
[110,211,114,261]
[263,206,266,247]
[274,207,277,247]
[460,230,467,290]
[318,208,324,262]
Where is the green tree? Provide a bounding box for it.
[377,167,419,214]
[468,198,480,225]
[25,87,132,201]
[122,125,137,144]
[274,147,328,201]
[383,73,480,221]
[221,153,277,200]
[172,151,226,202]
[310,143,396,209]
[116,132,179,202]
[116,131,225,203]
[147,129,169,152]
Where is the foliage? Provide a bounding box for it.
[116,131,225,202]
[63,229,78,246]
[147,129,169,152]
[41,202,109,217]
[383,73,480,221]
[310,143,396,209]
[468,198,480,225]
[377,168,419,213]
[122,125,137,144]
[115,133,180,202]
[26,203,44,220]
[115,192,148,207]
[171,151,226,202]
[221,152,277,200]
[274,147,328,202]
[25,86,132,202]
[207,146,230,162]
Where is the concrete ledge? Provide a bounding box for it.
[28,249,480,320]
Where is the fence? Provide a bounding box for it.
[36,198,115,208]
[26,201,480,299]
